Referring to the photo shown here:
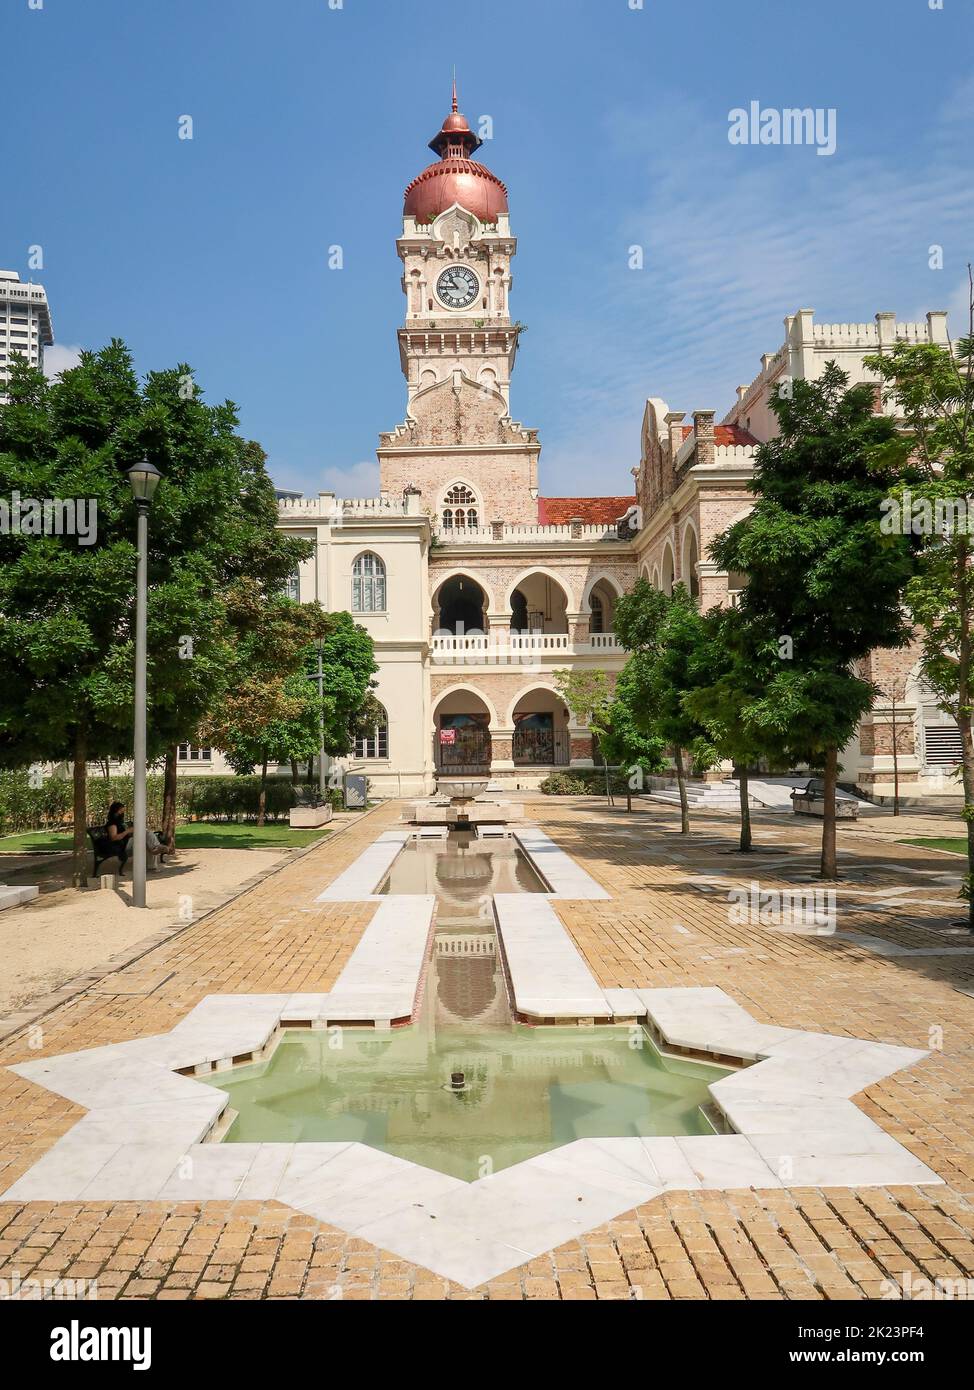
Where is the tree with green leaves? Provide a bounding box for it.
[553,668,615,802]
[614,580,717,833]
[865,271,974,923]
[313,612,381,760]
[0,345,311,882]
[711,362,919,879]
[596,661,667,812]
[684,606,785,852]
[203,600,378,824]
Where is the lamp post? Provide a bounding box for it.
[126,459,162,909]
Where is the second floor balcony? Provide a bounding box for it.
[430,630,622,662]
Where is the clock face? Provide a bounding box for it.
[436,265,479,310]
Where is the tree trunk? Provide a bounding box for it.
[738,766,752,852]
[72,727,88,888]
[602,755,613,807]
[290,758,299,785]
[960,710,974,932]
[257,754,268,828]
[674,747,690,834]
[820,745,839,880]
[306,757,314,781]
[161,743,178,847]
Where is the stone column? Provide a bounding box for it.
[570,734,594,767]
[491,733,514,772]
[692,410,716,468]
[569,614,590,645]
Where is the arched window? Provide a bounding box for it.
[355,709,389,759]
[351,552,386,613]
[590,592,604,634]
[442,484,478,530]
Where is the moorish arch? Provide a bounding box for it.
[508,684,572,768]
[432,683,499,728]
[432,685,496,773]
[431,570,493,635]
[583,572,624,634]
[660,543,675,596]
[680,520,700,599]
[505,567,571,634]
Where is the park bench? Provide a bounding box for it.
[289,785,333,828]
[86,826,171,877]
[791,778,859,819]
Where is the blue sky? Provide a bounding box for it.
[4,0,972,498]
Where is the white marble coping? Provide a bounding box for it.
[314,830,411,901]
[0,884,40,911]
[513,825,611,899]
[0,979,941,1288]
[0,819,943,1288]
[311,824,609,906]
[493,894,613,1020]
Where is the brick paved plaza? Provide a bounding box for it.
[1,798,972,1301]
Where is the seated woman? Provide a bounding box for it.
[104,800,134,872]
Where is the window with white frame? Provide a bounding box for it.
[441,484,478,530]
[178,745,212,762]
[354,710,389,759]
[590,592,604,634]
[351,552,386,612]
[283,569,300,602]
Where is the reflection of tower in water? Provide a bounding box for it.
[434,932,505,1029]
[431,833,513,1028]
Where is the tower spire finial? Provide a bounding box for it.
[452,68,458,113]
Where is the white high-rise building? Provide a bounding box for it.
[0,269,54,398]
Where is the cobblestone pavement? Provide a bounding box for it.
[1,797,972,1301]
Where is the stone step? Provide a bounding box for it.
[644,786,742,808]
[0,884,40,911]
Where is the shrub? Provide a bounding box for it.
[0,769,372,836]
[0,769,74,833]
[538,772,592,796]
[539,768,632,796]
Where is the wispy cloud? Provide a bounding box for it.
[540,80,974,491]
[273,457,380,499]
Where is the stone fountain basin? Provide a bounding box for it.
[436,778,489,802]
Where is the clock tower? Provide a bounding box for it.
[378,84,540,525]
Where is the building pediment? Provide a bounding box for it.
[381,371,536,449]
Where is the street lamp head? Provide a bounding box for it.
[126,458,163,506]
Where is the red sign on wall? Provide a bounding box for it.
[439,728,457,745]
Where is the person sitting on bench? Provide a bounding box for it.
[105,800,133,873]
[146,825,175,861]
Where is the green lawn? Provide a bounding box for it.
[899,837,967,856]
[0,823,330,854]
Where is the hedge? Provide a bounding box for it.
[0,770,348,834]
[539,769,632,796]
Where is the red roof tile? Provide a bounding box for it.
[681,424,759,446]
[537,496,636,525]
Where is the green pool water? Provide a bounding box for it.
[201,832,729,1180]
[203,1026,726,1181]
